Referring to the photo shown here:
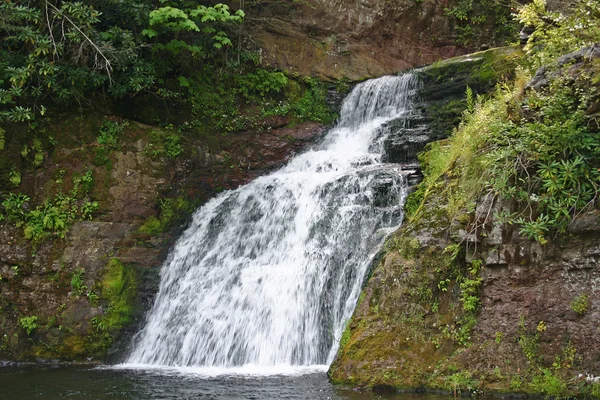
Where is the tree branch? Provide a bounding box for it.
[45,1,113,84]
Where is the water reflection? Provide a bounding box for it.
[0,367,449,400]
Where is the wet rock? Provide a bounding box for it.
[381,47,519,168]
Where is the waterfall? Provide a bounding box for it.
[125,74,420,369]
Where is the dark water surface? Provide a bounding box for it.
[0,367,450,400]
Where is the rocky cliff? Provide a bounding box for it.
[240,0,516,81]
[329,196,600,396]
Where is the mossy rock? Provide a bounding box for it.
[101,258,137,332]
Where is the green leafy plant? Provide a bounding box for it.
[530,368,568,399]
[445,371,476,397]
[87,291,99,303]
[3,170,99,242]
[143,3,244,56]
[9,169,21,187]
[91,316,108,333]
[290,81,336,124]
[70,268,87,296]
[0,1,151,121]
[235,69,288,99]
[518,317,541,364]
[1,193,29,222]
[444,0,518,46]
[408,0,600,252]
[494,331,503,344]
[21,139,44,167]
[97,120,126,149]
[80,201,99,220]
[19,315,38,335]
[145,128,184,160]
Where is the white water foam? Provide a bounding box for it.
[123,74,421,373]
[110,363,329,377]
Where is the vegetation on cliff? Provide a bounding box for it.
[444,0,519,46]
[413,0,600,244]
[331,0,600,396]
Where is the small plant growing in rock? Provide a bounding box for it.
[530,368,568,399]
[494,331,503,344]
[510,375,523,390]
[70,268,87,296]
[91,317,108,333]
[1,193,29,223]
[9,169,21,187]
[570,294,589,315]
[97,120,126,149]
[87,291,99,303]
[445,371,475,397]
[537,321,546,332]
[19,316,38,335]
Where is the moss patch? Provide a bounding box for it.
[101,258,136,332]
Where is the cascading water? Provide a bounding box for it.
[126,74,421,370]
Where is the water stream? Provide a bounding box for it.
[124,74,421,370]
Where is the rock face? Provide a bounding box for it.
[329,195,600,394]
[382,46,519,176]
[242,0,514,81]
[0,113,325,362]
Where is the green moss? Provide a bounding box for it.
[138,216,162,235]
[138,196,196,237]
[397,237,421,259]
[60,336,88,358]
[339,321,352,350]
[101,258,136,332]
[61,257,140,359]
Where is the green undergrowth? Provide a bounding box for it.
[186,69,336,133]
[444,0,519,47]
[0,170,98,243]
[0,0,336,147]
[145,127,184,160]
[407,0,600,245]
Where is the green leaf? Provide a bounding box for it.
[142,29,158,38]
[177,76,190,87]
